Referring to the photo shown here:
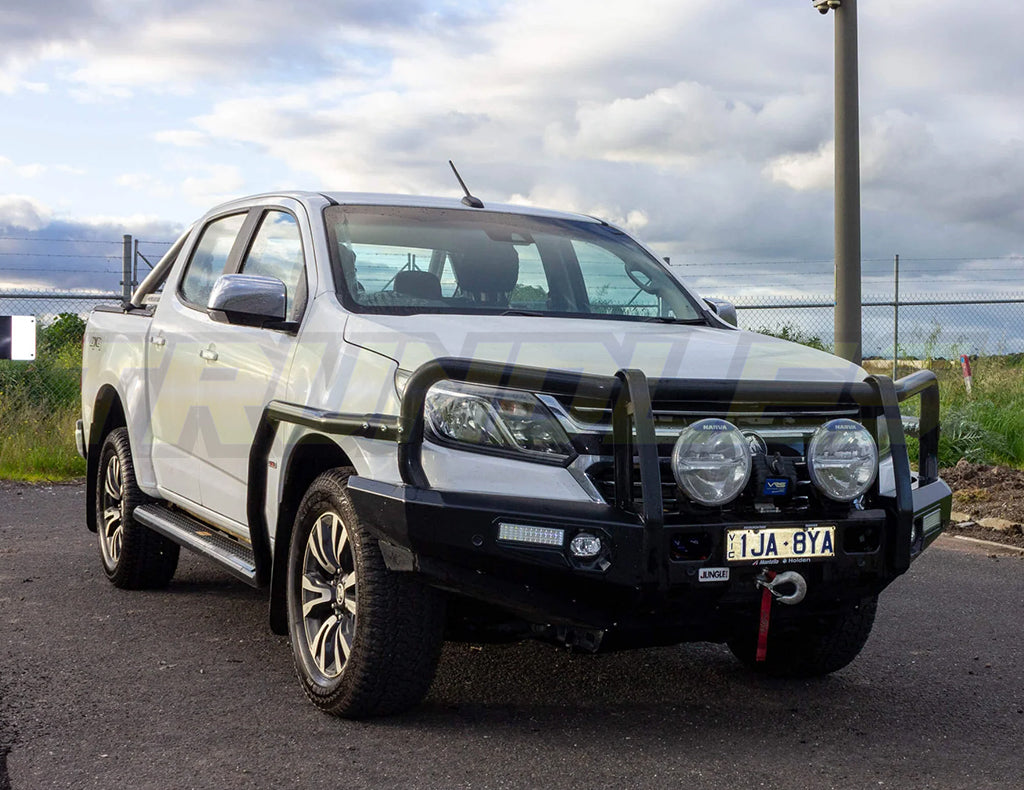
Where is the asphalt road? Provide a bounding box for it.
[1,482,1022,790]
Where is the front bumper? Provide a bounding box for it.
[348,474,951,633]
[271,357,952,636]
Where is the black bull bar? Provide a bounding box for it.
[258,358,943,608]
[392,358,941,579]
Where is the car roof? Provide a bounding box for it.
[208,191,603,224]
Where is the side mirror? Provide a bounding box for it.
[207,274,287,326]
[704,298,738,327]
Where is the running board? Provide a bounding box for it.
[133,504,258,586]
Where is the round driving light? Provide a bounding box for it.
[671,418,752,506]
[569,533,603,559]
[807,418,878,502]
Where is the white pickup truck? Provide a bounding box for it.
[79,191,951,717]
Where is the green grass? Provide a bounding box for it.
[918,355,1024,468]
[756,324,1024,469]
[0,313,87,481]
[0,400,86,481]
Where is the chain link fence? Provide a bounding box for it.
[675,254,1024,360]
[5,287,1024,408]
[0,233,172,409]
[728,294,1024,360]
[0,292,120,409]
[3,239,1023,407]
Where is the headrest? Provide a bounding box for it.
[449,239,519,295]
[394,269,442,301]
[336,245,358,296]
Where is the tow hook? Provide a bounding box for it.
[756,570,807,606]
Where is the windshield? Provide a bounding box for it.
[324,205,704,323]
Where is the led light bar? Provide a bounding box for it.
[922,509,942,533]
[497,522,564,547]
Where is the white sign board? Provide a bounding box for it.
[0,316,37,360]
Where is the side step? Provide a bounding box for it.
[133,504,259,587]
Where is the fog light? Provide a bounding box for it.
[806,418,878,502]
[671,418,751,506]
[497,522,564,547]
[569,533,602,559]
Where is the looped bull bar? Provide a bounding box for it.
[393,357,944,584]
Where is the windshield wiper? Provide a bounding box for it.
[498,309,547,317]
[641,316,707,325]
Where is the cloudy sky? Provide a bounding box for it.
[1,0,1022,298]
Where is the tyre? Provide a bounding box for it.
[286,468,445,718]
[96,427,179,589]
[727,596,878,678]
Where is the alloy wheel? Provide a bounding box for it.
[300,511,357,679]
[100,453,124,566]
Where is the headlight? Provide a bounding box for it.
[671,418,751,506]
[424,381,575,462]
[807,418,878,502]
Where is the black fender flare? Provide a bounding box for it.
[85,385,126,533]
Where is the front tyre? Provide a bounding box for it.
[728,596,878,678]
[96,427,179,589]
[286,469,445,718]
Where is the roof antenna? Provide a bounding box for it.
[449,160,484,208]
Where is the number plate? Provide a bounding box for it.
[725,525,836,564]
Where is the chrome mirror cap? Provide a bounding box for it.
[704,298,738,327]
[207,274,287,325]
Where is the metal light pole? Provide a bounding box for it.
[814,0,862,364]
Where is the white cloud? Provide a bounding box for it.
[765,143,833,192]
[0,156,48,179]
[117,172,173,198]
[153,129,208,147]
[766,108,1024,236]
[0,71,49,94]
[1,0,1023,273]
[0,194,53,230]
[73,213,172,232]
[1,0,442,94]
[545,83,829,168]
[180,164,246,207]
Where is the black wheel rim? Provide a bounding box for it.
[300,511,357,679]
[99,453,124,567]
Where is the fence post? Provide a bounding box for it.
[121,234,133,303]
[892,253,899,379]
[133,237,140,293]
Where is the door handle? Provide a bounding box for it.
[150,335,166,347]
[199,348,219,361]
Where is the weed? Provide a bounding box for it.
[0,313,85,480]
[755,323,831,352]
[0,401,85,480]
[953,488,990,504]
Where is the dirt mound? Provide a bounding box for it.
[939,460,1024,549]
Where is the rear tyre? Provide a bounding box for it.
[96,427,179,589]
[728,596,878,677]
[286,468,445,718]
